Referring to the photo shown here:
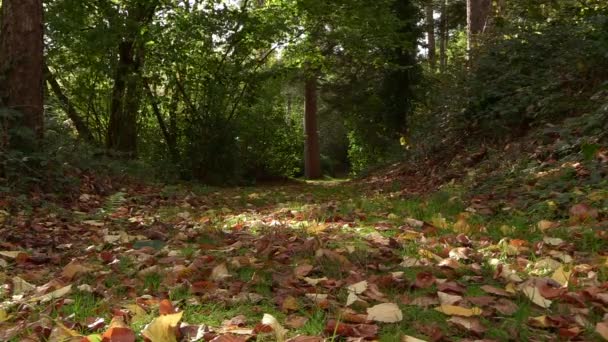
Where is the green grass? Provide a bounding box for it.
[60,291,104,323]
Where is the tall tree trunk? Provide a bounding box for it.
[466,0,492,60]
[304,74,321,179]
[426,2,436,69]
[106,2,158,156]
[439,0,448,72]
[0,0,44,149]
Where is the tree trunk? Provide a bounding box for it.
[426,3,436,69]
[304,75,321,179]
[0,0,45,148]
[106,2,158,156]
[466,0,492,58]
[44,64,95,143]
[439,0,448,72]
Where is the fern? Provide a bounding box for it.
[99,192,127,217]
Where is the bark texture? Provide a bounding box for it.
[0,0,45,147]
[466,0,492,54]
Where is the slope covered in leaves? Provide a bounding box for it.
[0,158,607,341]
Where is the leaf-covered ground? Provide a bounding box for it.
[1,173,608,341]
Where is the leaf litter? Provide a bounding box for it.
[0,178,607,341]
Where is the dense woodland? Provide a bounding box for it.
[1,0,608,341]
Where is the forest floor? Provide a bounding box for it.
[1,155,608,341]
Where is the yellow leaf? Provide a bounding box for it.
[505,283,517,294]
[0,308,10,322]
[142,311,183,342]
[529,315,549,328]
[419,249,443,262]
[434,305,482,317]
[551,265,571,286]
[125,304,147,322]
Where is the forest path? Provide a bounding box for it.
[0,178,606,341]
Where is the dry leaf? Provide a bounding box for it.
[282,296,299,312]
[31,284,72,303]
[402,336,428,342]
[448,317,486,335]
[522,284,553,308]
[102,316,136,342]
[480,285,512,297]
[61,260,92,280]
[347,280,368,294]
[142,311,183,342]
[366,303,403,323]
[303,277,327,286]
[435,305,482,317]
[551,266,571,286]
[261,314,287,342]
[211,263,230,281]
[285,315,309,329]
[437,292,462,305]
[596,321,608,340]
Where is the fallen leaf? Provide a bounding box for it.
[294,264,313,278]
[551,266,571,286]
[48,320,82,342]
[159,299,175,315]
[366,303,403,323]
[61,259,92,280]
[448,316,486,335]
[437,291,462,305]
[285,315,308,329]
[522,283,553,308]
[31,284,72,303]
[402,336,428,342]
[261,314,287,342]
[102,316,136,342]
[414,271,436,289]
[435,305,482,317]
[347,280,368,294]
[303,277,327,286]
[142,311,183,342]
[286,337,323,342]
[282,296,299,312]
[480,285,512,297]
[210,263,230,281]
[596,321,608,340]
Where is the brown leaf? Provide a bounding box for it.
[286,337,324,342]
[480,285,512,297]
[325,319,378,339]
[294,264,314,278]
[285,315,309,329]
[102,316,136,342]
[210,335,249,342]
[414,272,436,289]
[448,317,486,336]
[491,298,518,316]
[281,296,299,312]
[569,203,599,222]
[159,299,175,315]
